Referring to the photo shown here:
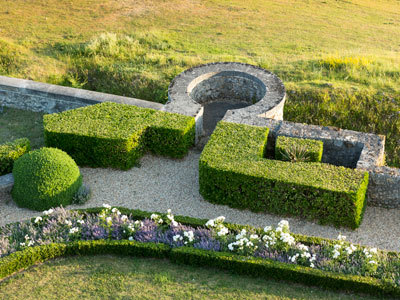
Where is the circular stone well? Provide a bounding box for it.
[165,62,286,141]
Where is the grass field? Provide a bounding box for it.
[0,0,399,166]
[0,255,382,300]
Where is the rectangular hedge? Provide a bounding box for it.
[43,102,195,169]
[199,122,369,229]
[0,138,30,176]
[275,135,323,162]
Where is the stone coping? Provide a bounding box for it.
[163,62,286,141]
[0,75,163,113]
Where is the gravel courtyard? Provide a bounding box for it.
[1,150,399,251]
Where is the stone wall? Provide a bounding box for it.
[0,75,163,113]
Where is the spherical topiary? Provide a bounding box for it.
[12,147,82,211]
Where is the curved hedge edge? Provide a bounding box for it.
[0,240,170,280]
[73,206,400,256]
[1,239,398,298]
[170,247,400,298]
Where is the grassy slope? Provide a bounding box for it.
[0,0,399,166]
[0,255,381,300]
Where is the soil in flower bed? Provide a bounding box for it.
[0,255,381,300]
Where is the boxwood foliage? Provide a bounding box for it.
[199,121,369,229]
[0,208,399,298]
[275,135,323,163]
[0,138,30,176]
[43,102,195,170]
[12,147,82,211]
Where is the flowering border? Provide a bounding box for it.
[0,206,399,297]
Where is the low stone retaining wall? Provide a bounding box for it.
[0,75,163,113]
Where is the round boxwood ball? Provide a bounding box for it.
[12,147,82,211]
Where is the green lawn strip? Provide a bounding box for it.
[43,102,195,169]
[199,122,369,229]
[0,255,380,300]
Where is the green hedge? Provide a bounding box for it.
[12,147,82,211]
[0,138,30,176]
[199,121,369,229]
[43,102,195,170]
[0,225,398,298]
[275,136,323,162]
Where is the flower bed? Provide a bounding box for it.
[0,206,399,297]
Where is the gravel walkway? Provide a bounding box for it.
[1,150,399,251]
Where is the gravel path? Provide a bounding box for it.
[1,150,399,251]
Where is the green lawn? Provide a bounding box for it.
[0,0,399,167]
[0,107,44,149]
[0,255,383,300]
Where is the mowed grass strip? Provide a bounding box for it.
[0,255,382,300]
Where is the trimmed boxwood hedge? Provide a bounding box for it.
[43,102,195,170]
[11,147,82,211]
[275,135,323,163]
[1,207,399,298]
[199,121,369,229]
[0,138,30,176]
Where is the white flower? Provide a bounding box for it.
[167,209,172,214]
[102,204,112,209]
[297,244,308,252]
[24,234,30,240]
[77,220,85,225]
[34,217,42,224]
[250,234,259,240]
[173,234,183,242]
[205,219,215,228]
[369,260,377,265]
[128,236,134,241]
[345,244,356,255]
[370,247,378,254]
[69,227,79,234]
[20,242,26,247]
[65,220,72,226]
[280,232,295,246]
[184,231,194,242]
[217,227,229,236]
[278,220,289,228]
[263,226,272,232]
[228,243,234,251]
[337,234,346,241]
[310,263,315,268]
[332,249,340,259]
[150,214,159,220]
[106,217,112,224]
[215,216,225,223]
[171,220,178,227]
[121,215,128,222]
[334,244,342,250]
[28,240,34,247]
[111,208,121,215]
[43,209,54,215]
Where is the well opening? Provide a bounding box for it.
[188,71,266,135]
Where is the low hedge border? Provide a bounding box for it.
[0,207,399,298]
[275,135,323,163]
[43,102,195,170]
[0,138,30,176]
[199,121,369,229]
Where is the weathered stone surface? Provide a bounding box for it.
[0,173,13,194]
[0,75,163,113]
[164,62,286,141]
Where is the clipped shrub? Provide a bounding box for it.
[275,136,323,163]
[11,147,82,211]
[199,121,369,229]
[72,184,92,205]
[44,102,195,170]
[0,138,30,176]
